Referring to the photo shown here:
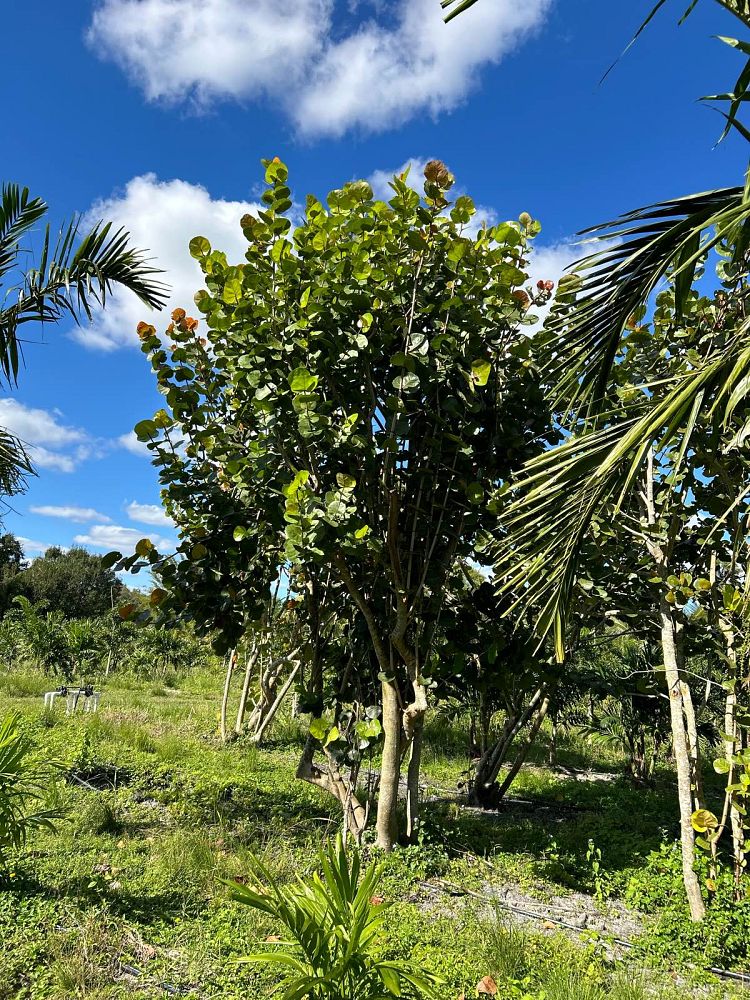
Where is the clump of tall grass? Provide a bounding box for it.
[76,792,126,836]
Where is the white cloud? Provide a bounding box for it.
[87,0,551,136]
[126,501,174,527]
[17,536,53,556]
[73,524,174,552]
[31,505,112,524]
[118,431,151,456]
[88,0,329,106]
[298,0,551,136]
[77,174,261,350]
[0,399,97,473]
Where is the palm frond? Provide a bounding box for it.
[0,426,34,498]
[496,323,750,654]
[0,215,168,382]
[0,185,47,278]
[441,0,479,22]
[545,185,747,412]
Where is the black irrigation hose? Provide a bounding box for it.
[422,878,750,987]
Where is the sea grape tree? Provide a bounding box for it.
[120,158,553,848]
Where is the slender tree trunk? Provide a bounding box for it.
[496,694,551,802]
[470,687,544,805]
[406,719,424,843]
[235,644,260,736]
[718,618,746,892]
[251,660,301,744]
[220,649,236,744]
[297,737,367,839]
[677,625,705,810]
[642,448,705,921]
[661,602,706,921]
[680,680,705,811]
[403,670,428,842]
[377,679,402,851]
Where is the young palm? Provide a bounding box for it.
[0,711,63,871]
[229,835,441,1000]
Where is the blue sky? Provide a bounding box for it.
[2,0,748,561]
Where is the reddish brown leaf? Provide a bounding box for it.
[476,975,498,995]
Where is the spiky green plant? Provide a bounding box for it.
[229,835,441,1000]
[0,711,63,871]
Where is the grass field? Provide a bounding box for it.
[1,666,744,1000]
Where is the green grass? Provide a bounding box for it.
[0,667,744,999]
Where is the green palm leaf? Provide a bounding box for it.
[0,183,168,384]
[545,185,747,412]
[0,426,33,499]
[496,321,750,653]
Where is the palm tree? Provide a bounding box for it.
[0,183,167,494]
[442,0,750,920]
[437,0,750,649]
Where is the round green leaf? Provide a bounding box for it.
[289,367,319,392]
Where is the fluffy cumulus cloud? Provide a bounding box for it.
[117,431,151,456]
[73,524,174,551]
[87,0,551,136]
[30,505,112,524]
[78,174,261,350]
[0,399,99,473]
[18,536,55,556]
[88,0,330,106]
[126,501,174,527]
[296,0,551,136]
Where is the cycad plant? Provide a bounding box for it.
[0,711,63,872]
[229,835,441,1000]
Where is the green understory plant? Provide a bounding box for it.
[0,711,63,872]
[228,834,441,1000]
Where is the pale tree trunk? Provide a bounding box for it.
[235,644,261,736]
[403,670,428,843]
[680,679,705,811]
[642,449,705,921]
[405,718,424,842]
[661,604,706,920]
[718,617,746,892]
[220,649,236,744]
[334,554,404,850]
[250,659,301,744]
[377,679,402,851]
[676,624,705,810]
[495,694,551,802]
